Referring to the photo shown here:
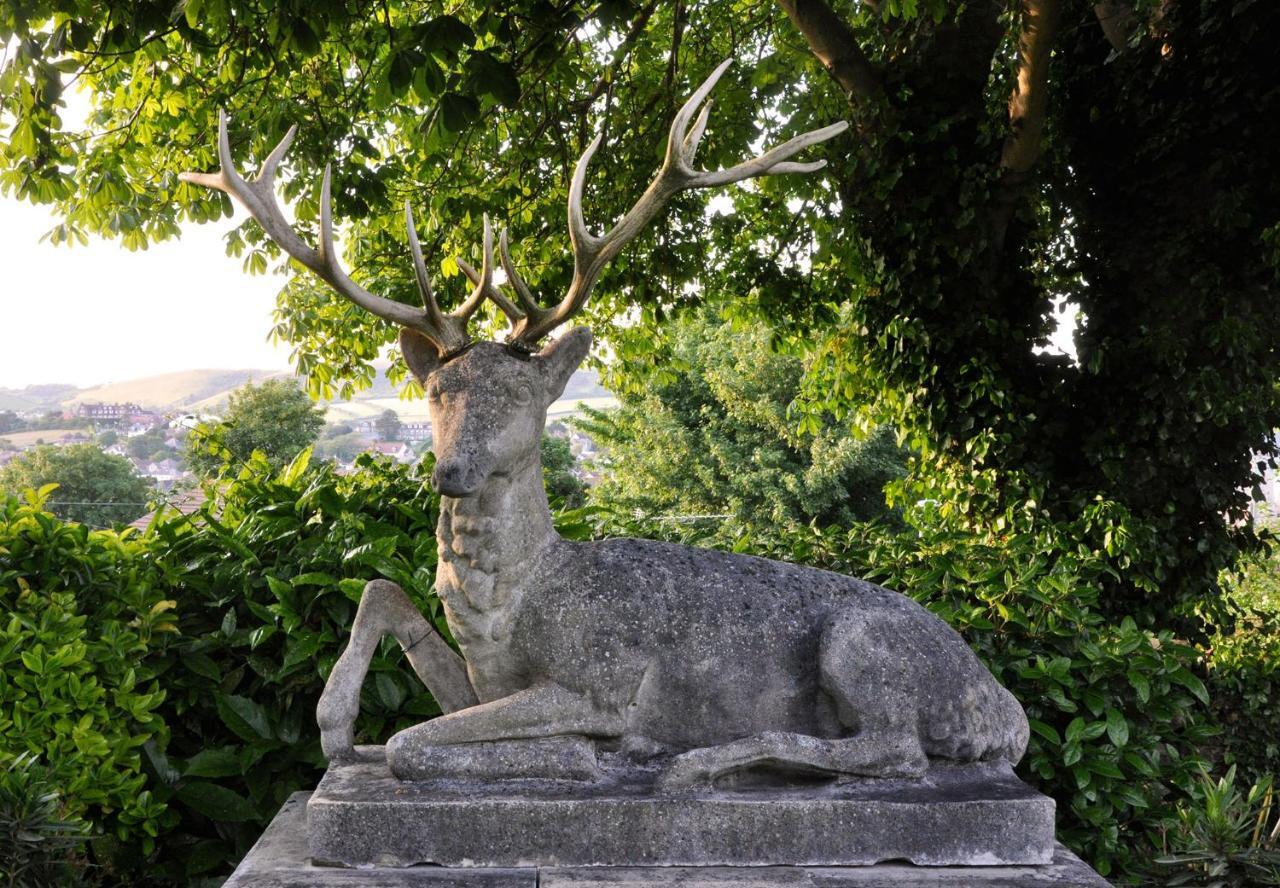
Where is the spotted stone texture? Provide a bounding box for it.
[225,793,1111,886]
[320,331,1030,792]
[307,753,1056,868]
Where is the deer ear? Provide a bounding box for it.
[536,327,592,401]
[399,328,442,385]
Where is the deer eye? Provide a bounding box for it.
[512,382,534,406]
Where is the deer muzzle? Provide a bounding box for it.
[432,456,488,498]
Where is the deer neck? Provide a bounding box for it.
[435,451,555,646]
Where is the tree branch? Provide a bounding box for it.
[1093,1,1135,52]
[580,1,661,109]
[776,0,881,102]
[1000,0,1061,174]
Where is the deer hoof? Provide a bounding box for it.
[319,723,356,761]
[655,753,717,791]
[316,689,359,761]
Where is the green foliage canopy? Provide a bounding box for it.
[185,378,324,477]
[0,443,152,527]
[5,0,1277,615]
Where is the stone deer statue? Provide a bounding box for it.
[183,60,1028,787]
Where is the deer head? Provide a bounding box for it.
[181,59,847,498]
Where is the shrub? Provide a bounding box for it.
[134,450,444,881]
[0,752,89,887]
[1209,531,1280,784]
[1206,627,1280,785]
[0,487,174,876]
[1154,766,1280,886]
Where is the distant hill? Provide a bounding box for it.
[318,368,613,424]
[5,365,614,419]
[68,369,290,411]
[0,383,82,412]
[0,391,41,411]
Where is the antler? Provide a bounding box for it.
[180,112,484,358]
[485,58,849,348]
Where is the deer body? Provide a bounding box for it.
[184,59,1029,787]
[329,336,1029,785]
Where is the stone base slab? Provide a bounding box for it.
[225,793,1111,887]
[307,747,1056,868]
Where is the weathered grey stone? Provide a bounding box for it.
[222,794,535,887]
[225,793,1110,887]
[307,751,1056,868]
[190,54,1032,797]
[314,333,1031,789]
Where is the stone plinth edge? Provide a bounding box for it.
[224,793,1112,887]
[307,750,1057,868]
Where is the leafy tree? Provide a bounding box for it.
[579,311,906,542]
[97,429,118,447]
[540,433,585,509]
[185,379,324,478]
[0,411,20,434]
[126,426,170,461]
[374,409,403,442]
[0,444,153,527]
[314,430,370,463]
[5,1,1275,615]
[32,411,84,431]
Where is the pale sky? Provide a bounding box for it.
[0,195,294,388]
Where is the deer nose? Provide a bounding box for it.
[432,457,483,497]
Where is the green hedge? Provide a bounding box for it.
[1207,626,1280,785]
[3,451,1276,883]
[136,450,447,882]
[0,487,173,877]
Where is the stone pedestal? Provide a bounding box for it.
[308,749,1057,868]
[225,793,1113,887]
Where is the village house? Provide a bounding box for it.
[401,421,431,443]
[140,457,186,491]
[369,441,415,464]
[75,402,142,424]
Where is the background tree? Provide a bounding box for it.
[579,311,906,543]
[375,409,403,442]
[127,426,172,462]
[0,443,152,526]
[315,430,371,463]
[185,379,323,478]
[540,433,586,509]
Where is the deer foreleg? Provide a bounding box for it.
[385,682,623,779]
[317,579,477,759]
